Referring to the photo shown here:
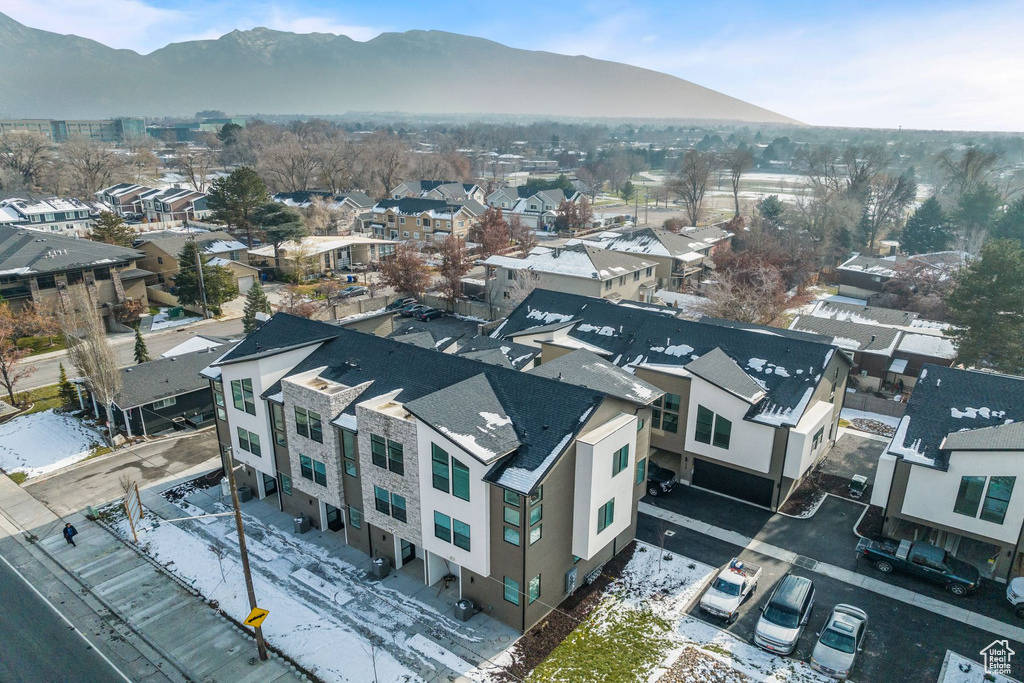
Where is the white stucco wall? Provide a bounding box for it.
[684,376,776,474]
[872,452,897,507]
[416,421,492,578]
[572,412,637,561]
[783,400,835,480]
[901,450,1024,545]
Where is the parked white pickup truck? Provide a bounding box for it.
[1007,577,1024,618]
[700,558,761,622]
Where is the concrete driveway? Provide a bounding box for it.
[818,433,886,487]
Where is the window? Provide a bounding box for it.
[597,498,615,533]
[637,418,645,431]
[391,493,407,523]
[152,396,176,409]
[432,444,450,491]
[157,256,164,264]
[300,455,313,481]
[299,455,326,485]
[636,458,647,485]
[651,393,680,433]
[270,403,287,447]
[530,486,543,505]
[619,275,626,286]
[434,512,451,542]
[313,460,326,486]
[604,279,612,291]
[981,477,1016,524]
[634,270,641,281]
[453,519,471,551]
[342,430,357,476]
[713,415,732,449]
[528,575,541,604]
[530,525,542,544]
[374,486,390,515]
[387,440,404,475]
[504,526,521,545]
[237,428,261,456]
[348,505,362,529]
[695,405,714,444]
[370,434,387,468]
[504,577,520,605]
[812,427,825,451]
[230,379,255,414]
[613,444,630,476]
[646,267,653,277]
[529,505,542,526]
[953,476,986,517]
[452,458,470,501]
[504,489,519,506]
[294,407,323,442]
[279,472,292,496]
[504,507,520,525]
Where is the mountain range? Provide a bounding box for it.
[0,12,796,124]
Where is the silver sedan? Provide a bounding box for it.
[809,604,868,680]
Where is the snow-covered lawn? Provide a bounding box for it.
[111,490,501,683]
[150,307,200,331]
[0,410,104,477]
[939,651,1018,683]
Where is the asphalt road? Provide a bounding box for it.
[0,553,128,683]
[22,317,245,390]
[638,514,1024,681]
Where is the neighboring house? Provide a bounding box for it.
[790,311,956,391]
[141,188,211,223]
[76,347,224,437]
[872,364,1024,580]
[0,225,149,315]
[0,197,112,237]
[484,244,658,310]
[370,198,482,241]
[390,181,485,204]
[135,231,250,290]
[579,225,733,290]
[0,117,146,142]
[836,251,966,299]
[272,191,375,235]
[203,314,661,632]
[486,187,582,231]
[95,183,161,217]
[491,289,852,511]
[248,235,396,277]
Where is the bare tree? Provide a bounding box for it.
[938,146,1001,199]
[842,146,890,200]
[667,150,719,227]
[473,206,510,259]
[360,131,410,199]
[315,135,356,194]
[0,131,52,189]
[174,142,219,192]
[259,132,319,192]
[56,286,122,443]
[500,269,542,311]
[303,196,346,236]
[508,214,536,254]
[378,243,430,295]
[860,172,918,252]
[697,265,789,325]
[59,137,131,198]
[279,286,319,318]
[0,303,36,405]
[437,237,471,310]
[123,136,160,184]
[724,148,755,218]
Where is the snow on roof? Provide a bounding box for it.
[897,333,956,359]
[886,416,934,465]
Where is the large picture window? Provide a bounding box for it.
[452,458,470,501]
[230,378,255,415]
[431,444,450,492]
[613,444,630,476]
[434,511,451,542]
[651,393,680,433]
[982,476,1016,524]
[597,498,615,533]
[695,405,731,450]
[954,476,986,517]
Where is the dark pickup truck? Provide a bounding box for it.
[857,537,980,596]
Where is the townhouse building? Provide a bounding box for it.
[390,181,485,204]
[142,188,211,223]
[490,289,852,510]
[872,365,1024,581]
[486,187,581,231]
[370,198,482,242]
[96,183,162,217]
[203,314,662,632]
[272,191,375,235]
[0,197,111,237]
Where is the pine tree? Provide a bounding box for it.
[901,197,950,254]
[57,362,78,409]
[133,327,151,364]
[242,280,272,334]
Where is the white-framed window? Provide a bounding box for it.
[152,396,177,409]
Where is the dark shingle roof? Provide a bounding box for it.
[790,315,900,354]
[811,301,919,327]
[214,314,339,365]
[136,231,245,256]
[114,349,219,408]
[494,289,843,427]
[0,226,143,276]
[685,348,766,403]
[376,198,462,215]
[454,335,538,370]
[699,316,830,343]
[529,349,662,405]
[941,422,1024,452]
[887,364,1024,470]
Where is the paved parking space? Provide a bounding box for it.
[818,434,886,487]
[638,515,1024,681]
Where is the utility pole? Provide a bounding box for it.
[193,239,210,320]
[224,448,268,661]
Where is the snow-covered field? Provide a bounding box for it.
[0,410,104,477]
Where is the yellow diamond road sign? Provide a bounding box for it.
[245,607,269,628]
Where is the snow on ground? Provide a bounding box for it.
[938,652,1018,683]
[0,410,104,477]
[841,408,901,437]
[150,307,200,331]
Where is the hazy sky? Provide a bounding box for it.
[3,0,1023,131]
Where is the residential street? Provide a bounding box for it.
[22,318,244,390]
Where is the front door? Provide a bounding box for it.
[325,504,343,531]
[262,473,277,497]
[401,540,416,564]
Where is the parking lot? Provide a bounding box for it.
[638,515,1024,681]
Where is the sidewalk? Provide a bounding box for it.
[640,501,1024,643]
[0,475,302,683]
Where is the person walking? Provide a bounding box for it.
[62,522,78,547]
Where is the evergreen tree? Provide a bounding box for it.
[133,327,150,364]
[991,196,1024,248]
[206,167,269,247]
[242,280,272,334]
[175,241,240,316]
[91,212,135,247]
[253,202,307,266]
[955,182,1002,238]
[620,180,636,202]
[946,239,1024,374]
[57,362,77,409]
[901,197,950,254]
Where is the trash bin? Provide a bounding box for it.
[372,557,391,579]
[293,515,311,534]
[454,599,474,622]
[237,486,252,503]
[168,306,184,319]
[220,477,230,498]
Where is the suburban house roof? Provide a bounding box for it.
[0,225,143,276]
[578,225,732,259]
[248,234,392,259]
[684,347,766,403]
[699,316,831,343]
[492,289,845,428]
[810,301,920,327]
[485,243,656,281]
[453,335,538,370]
[272,190,374,209]
[243,317,606,494]
[886,364,1024,469]
[113,348,221,409]
[790,315,902,355]
[528,349,663,405]
[212,314,340,366]
[837,254,907,277]
[136,231,246,256]
[374,198,478,218]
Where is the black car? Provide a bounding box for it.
[646,461,677,497]
[339,285,368,298]
[415,308,444,321]
[400,303,428,317]
[385,297,416,312]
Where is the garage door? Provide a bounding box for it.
[692,459,774,508]
[237,275,254,293]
